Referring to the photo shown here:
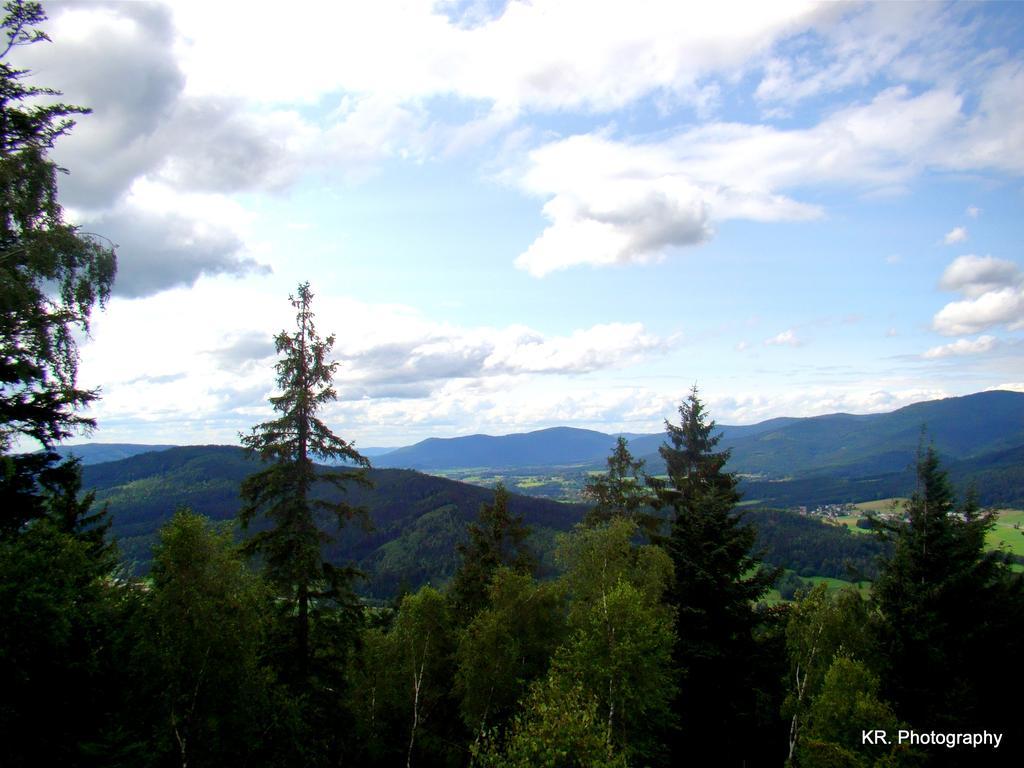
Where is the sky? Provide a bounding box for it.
[12,0,1024,448]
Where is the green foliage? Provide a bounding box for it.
[554,518,676,763]
[0,0,116,455]
[471,675,628,768]
[0,518,129,766]
[871,445,1024,749]
[239,282,370,677]
[783,585,874,763]
[347,586,460,767]
[795,657,914,768]
[455,568,565,740]
[583,437,659,537]
[654,386,782,765]
[449,483,536,620]
[134,509,289,767]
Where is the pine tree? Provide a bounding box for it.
[0,0,116,532]
[653,386,780,766]
[871,444,1024,757]
[583,436,660,537]
[449,483,535,621]
[239,281,370,679]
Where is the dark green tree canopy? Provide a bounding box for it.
[0,0,116,454]
[871,444,1024,745]
[449,483,535,620]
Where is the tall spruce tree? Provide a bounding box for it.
[871,444,1024,763]
[653,386,780,766]
[240,281,370,680]
[0,0,116,533]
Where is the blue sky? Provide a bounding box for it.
[14,0,1024,447]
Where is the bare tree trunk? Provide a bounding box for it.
[407,631,430,768]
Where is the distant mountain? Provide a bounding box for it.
[374,391,1024,482]
[690,390,1024,480]
[375,426,618,470]
[82,445,588,597]
[50,443,176,465]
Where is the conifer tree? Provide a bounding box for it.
[653,386,779,766]
[0,0,116,532]
[239,281,370,679]
[583,436,660,537]
[449,483,535,621]
[871,444,1024,757]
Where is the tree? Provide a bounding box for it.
[583,436,660,537]
[871,445,1024,760]
[137,510,282,768]
[449,483,535,621]
[783,585,874,764]
[239,281,370,679]
[0,0,116,531]
[796,656,912,768]
[455,568,565,742]
[554,518,676,764]
[471,675,629,768]
[653,386,781,766]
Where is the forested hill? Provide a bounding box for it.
[82,445,886,595]
[82,445,589,596]
[374,390,1024,475]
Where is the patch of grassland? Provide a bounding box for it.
[852,498,907,514]
[987,509,1024,558]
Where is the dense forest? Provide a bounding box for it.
[2,3,1023,766]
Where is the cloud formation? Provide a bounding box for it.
[923,335,997,359]
[94,207,270,298]
[764,329,802,347]
[336,322,674,398]
[933,255,1024,335]
[943,226,967,245]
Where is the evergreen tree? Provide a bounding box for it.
[653,386,781,766]
[583,436,660,537]
[239,281,370,680]
[449,483,535,621]
[0,0,116,532]
[871,445,1024,762]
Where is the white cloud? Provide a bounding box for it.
[170,0,821,111]
[933,255,1024,335]
[966,205,981,218]
[711,386,950,425]
[922,335,997,359]
[764,329,803,347]
[933,287,1024,336]
[511,79,1023,274]
[77,281,676,442]
[943,226,967,244]
[987,382,1024,393]
[938,255,1021,298]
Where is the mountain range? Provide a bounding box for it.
[373,390,1024,478]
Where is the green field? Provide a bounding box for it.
[988,509,1024,557]
[852,497,907,514]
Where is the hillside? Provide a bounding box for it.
[82,445,588,597]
